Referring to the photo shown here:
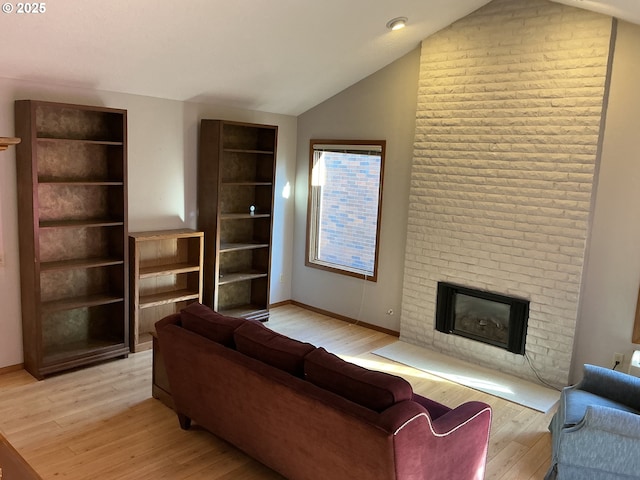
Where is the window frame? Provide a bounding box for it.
[305,139,386,282]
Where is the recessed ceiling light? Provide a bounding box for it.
[386,17,408,31]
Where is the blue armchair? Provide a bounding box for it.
[545,364,640,479]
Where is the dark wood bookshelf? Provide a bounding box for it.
[14,100,129,379]
[198,120,277,322]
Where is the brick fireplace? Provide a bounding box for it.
[399,0,616,387]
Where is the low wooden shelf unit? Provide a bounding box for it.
[129,229,204,352]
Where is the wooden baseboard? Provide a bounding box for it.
[0,363,24,376]
[269,300,293,309]
[273,300,399,337]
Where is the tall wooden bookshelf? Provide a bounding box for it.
[14,100,129,379]
[198,120,277,321]
[129,229,203,352]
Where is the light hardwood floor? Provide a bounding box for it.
[0,304,556,479]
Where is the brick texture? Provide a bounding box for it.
[316,151,380,274]
[399,0,614,387]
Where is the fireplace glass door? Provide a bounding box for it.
[454,293,511,345]
[435,282,529,354]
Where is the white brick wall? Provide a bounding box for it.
[400,0,614,387]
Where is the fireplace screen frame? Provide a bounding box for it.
[435,282,530,355]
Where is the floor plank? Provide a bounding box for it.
[0,304,555,479]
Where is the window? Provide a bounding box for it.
[306,139,385,281]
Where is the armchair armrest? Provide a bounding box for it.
[556,405,640,478]
[577,404,640,437]
[578,364,640,410]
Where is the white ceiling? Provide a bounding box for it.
[1,0,638,116]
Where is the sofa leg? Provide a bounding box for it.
[177,412,191,430]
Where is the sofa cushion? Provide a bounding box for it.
[180,302,245,347]
[304,347,413,412]
[233,321,315,377]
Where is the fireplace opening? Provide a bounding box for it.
[435,282,529,355]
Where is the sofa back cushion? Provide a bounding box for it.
[234,321,315,377]
[180,302,245,347]
[304,347,413,412]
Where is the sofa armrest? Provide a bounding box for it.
[380,400,491,436]
[155,312,181,331]
[411,392,451,421]
[380,400,491,480]
[430,401,492,436]
[578,364,640,410]
[378,399,429,434]
[381,400,491,438]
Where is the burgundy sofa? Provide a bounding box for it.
[156,303,492,480]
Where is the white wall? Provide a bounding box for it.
[293,48,420,331]
[572,20,640,381]
[0,77,296,369]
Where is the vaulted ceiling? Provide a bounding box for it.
[1,0,638,115]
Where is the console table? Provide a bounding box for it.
[0,432,41,479]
